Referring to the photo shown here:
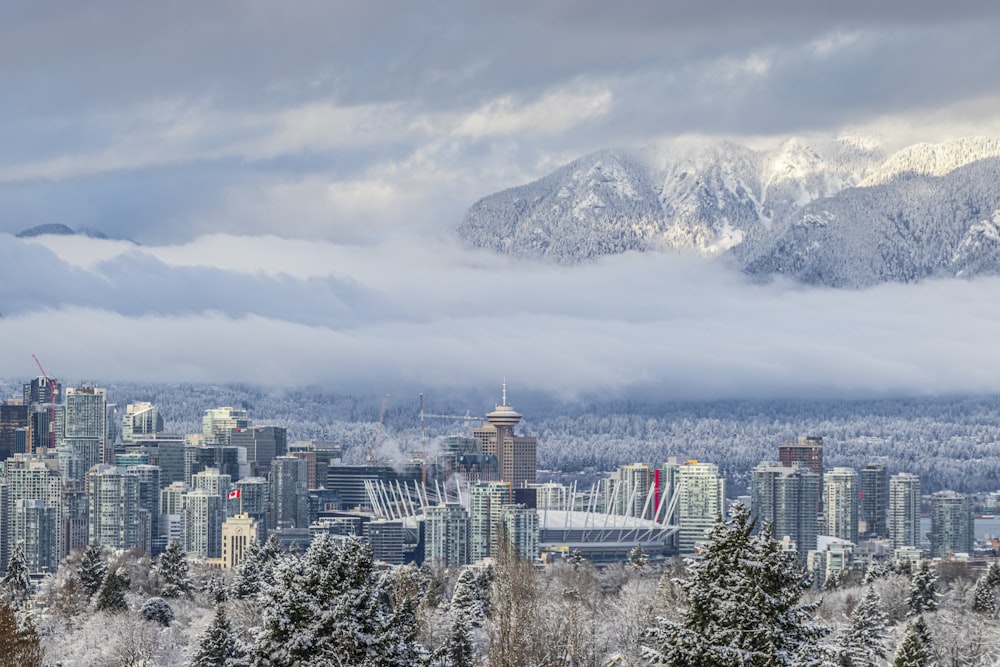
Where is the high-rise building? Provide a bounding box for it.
[234,476,269,529]
[364,519,405,565]
[0,402,28,462]
[3,455,64,572]
[202,407,250,446]
[63,387,108,466]
[860,463,889,538]
[268,456,309,530]
[500,504,539,561]
[62,478,89,556]
[676,461,726,554]
[823,467,859,544]
[87,464,141,552]
[220,513,259,569]
[424,502,469,567]
[778,436,823,512]
[469,481,513,563]
[230,426,287,473]
[889,473,921,550]
[121,402,164,443]
[610,464,652,518]
[472,386,536,487]
[930,490,974,558]
[182,489,223,558]
[751,462,819,562]
[127,465,162,554]
[185,444,247,484]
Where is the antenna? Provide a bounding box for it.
[501,379,508,406]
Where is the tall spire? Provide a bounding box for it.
[501,379,508,407]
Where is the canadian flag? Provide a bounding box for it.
[227,489,241,500]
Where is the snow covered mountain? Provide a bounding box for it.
[457,137,1000,287]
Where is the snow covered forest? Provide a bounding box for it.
[4,380,996,496]
[2,509,999,665]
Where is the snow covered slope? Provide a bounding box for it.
[457,137,1000,287]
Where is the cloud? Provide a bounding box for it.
[4,233,1000,400]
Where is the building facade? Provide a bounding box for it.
[676,461,726,554]
[930,490,974,558]
[889,472,921,550]
[823,467,859,544]
[751,461,820,562]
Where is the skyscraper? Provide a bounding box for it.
[0,402,28,461]
[751,461,819,562]
[860,463,888,538]
[610,464,652,518]
[823,467,859,544]
[930,490,974,558]
[268,456,309,530]
[473,386,536,487]
[63,387,108,464]
[676,461,726,554]
[3,456,65,572]
[127,464,162,554]
[202,407,250,445]
[87,464,141,552]
[182,489,223,558]
[888,473,921,550]
[229,426,287,472]
[424,502,469,567]
[121,402,164,443]
[469,481,513,562]
[778,436,823,512]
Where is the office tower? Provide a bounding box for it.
[751,462,819,562]
[185,444,247,484]
[64,387,108,469]
[121,402,164,443]
[268,456,309,530]
[424,502,469,567]
[57,437,103,482]
[0,402,28,461]
[182,489,223,558]
[930,490,974,558]
[610,464,652,518]
[364,520,405,565]
[23,376,59,409]
[202,407,250,445]
[889,473,921,550]
[192,467,232,499]
[469,481,513,562]
[87,464,141,551]
[860,463,889,538]
[221,514,259,569]
[230,426,287,473]
[3,456,64,572]
[824,467,859,544]
[234,477,268,531]
[472,386,537,487]
[127,465,162,553]
[13,499,57,574]
[676,461,726,554]
[500,504,539,561]
[778,436,823,511]
[130,434,186,487]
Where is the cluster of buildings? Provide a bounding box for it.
[0,379,987,577]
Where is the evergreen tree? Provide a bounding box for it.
[893,616,935,667]
[841,585,888,667]
[191,603,246,667]
[0,603,43,667]
[907,561,939,616]
[986,561,1000,588]
[628,544,648,568]
[972,573,996,615]
[78,542,108,600]
[450,567,485,628]
[1,545,31,611]
[642,504,827,667]
[156,540,193,599]
[438,607,475,667]
[232,540,265,599]
[567,549,587,570]
[140,596,175,627]
[251,535,427,666]
[94,566,130,614]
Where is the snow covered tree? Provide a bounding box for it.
[841,585,888,667]
[140,596,174,627]
[251,535,427,666]
[450,567,486,628]
[0,603,43,666]
[986,561,1000,588]
[156,540,193,599]
[95,566,130,614]
[972,572,996,615]
[642,503,827,666]
[78,542,108,600]
[438,608,475,667]
[191,603,246,667]
[1,545,31,611]
[628,544,648,568]
[907,561,939,616]
[893,615,935,667]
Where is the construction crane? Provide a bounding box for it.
[366,394,390,465]
[31,353,58,450]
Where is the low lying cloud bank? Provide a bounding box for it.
[1,233,998,400]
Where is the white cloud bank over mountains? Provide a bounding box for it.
[3,232,999,400]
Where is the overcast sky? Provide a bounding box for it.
[3,3,1000,400]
